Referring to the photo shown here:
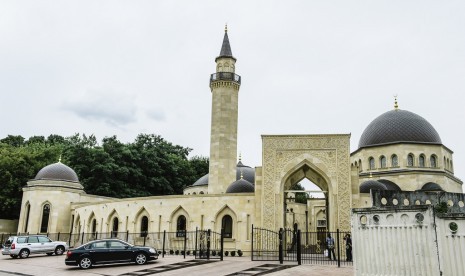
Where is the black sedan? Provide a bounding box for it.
[65,239,158,269]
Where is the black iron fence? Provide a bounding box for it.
[251,225,353,267]
[0,229,226,260]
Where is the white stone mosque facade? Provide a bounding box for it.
[16,29,463,253]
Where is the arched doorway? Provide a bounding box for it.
[260,134,351,231]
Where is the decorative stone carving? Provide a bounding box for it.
[261,135,351,231]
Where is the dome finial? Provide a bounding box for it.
[225,23,228,33]
[394,94,399,110]
[240,169,244,179]
[369,172,373,178]
[239,152,242,162]
[58,154,62,163]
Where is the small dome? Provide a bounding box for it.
[378,179,401,191]
[359,180,387,193]
[191,161,255,187]
[35,162,79,182]
[421,182,443,191]
[358,109,442,149]
[226,178,255,193]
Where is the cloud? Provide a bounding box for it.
[62,89,138,127]
[146,108,166,121]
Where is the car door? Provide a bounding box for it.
[107,240,132,262]
[37,236,54,252]
[88,241,110,264]
[26,236,41,254]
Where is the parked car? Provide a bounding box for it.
[2,235,69,259]
[65,239,158,269]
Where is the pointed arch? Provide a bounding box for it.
[107,209,121,237]
[169,206,190,235]
[87,211,97,236]
[39,201,52,233]
[214,205,238,238]
[280,158,332,194]
[134,207,150,236]
[23,201,31,233]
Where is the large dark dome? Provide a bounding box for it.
[226,178,255,193]
[35,162,79,182]
[358,109,442,149]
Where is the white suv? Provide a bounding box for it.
[2,235,69,259]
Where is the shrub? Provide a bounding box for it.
[212,250,216,256]
[181,250,185,255]
[237,250,243,257]
[230,251,236,257]
[224,251,229,256]
[175,250,180,255]
[169,249,174,255]
[186,250,191,255]
[157,250,161,255]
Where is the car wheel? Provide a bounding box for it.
[135,252,147,265]
[10,255,18,259]
[19,249,30,259]
[55,246,65,255]
[79,257,92,269]
[46,253,54,256]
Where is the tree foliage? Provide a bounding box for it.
[0,134,209,219]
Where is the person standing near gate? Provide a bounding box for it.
[344,233,352,261]
[326,233,336,260]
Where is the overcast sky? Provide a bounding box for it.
[1,1,464,186]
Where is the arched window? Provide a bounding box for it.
[444,157,447,169]
[176,215,186,237]
[369,157,375,170]
[407,154,414,167]
[91,219,97,236]
[112,217,119,237]
[40,204,50,233]
[359,159,362,172]
[450,160,454,172]
[447,158,450,170]
[222,215,233,238]
[140,216,149,237]
[430,155,437,168]
[380,156,387,168]
[419,155,425,167]
[24,203,31,233]
[391,155,398,167]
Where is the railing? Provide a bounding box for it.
[210,72,241,85]
[0,230,226,260]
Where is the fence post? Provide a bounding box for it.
[220,228,224,261]
[207,229,211,260]
[279,228,283,264]
[81,231,84,245]
[143,234,146,247]
[250,225,254,261]
[183,230,187,259]
[336,229,341,267]
[162,230,166,258]
[194,227,198,258]
[68,232,72,247]
[297,230,301,265]
[126,231,129,242]
[57,232,60,241]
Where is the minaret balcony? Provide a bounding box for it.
[210,72,241,85]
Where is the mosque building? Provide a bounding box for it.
[16,28,462,253]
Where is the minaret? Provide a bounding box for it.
[208,26,241,194]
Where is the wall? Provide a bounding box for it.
[0,219,18,233]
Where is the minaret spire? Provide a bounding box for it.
[217,25,235,61]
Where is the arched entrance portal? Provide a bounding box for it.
[258,134,351,231]
[283,164,328,232]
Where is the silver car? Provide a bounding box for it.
[2,235,69,259]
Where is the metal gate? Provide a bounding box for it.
[195,228,223,260]
[251,226,352,267]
